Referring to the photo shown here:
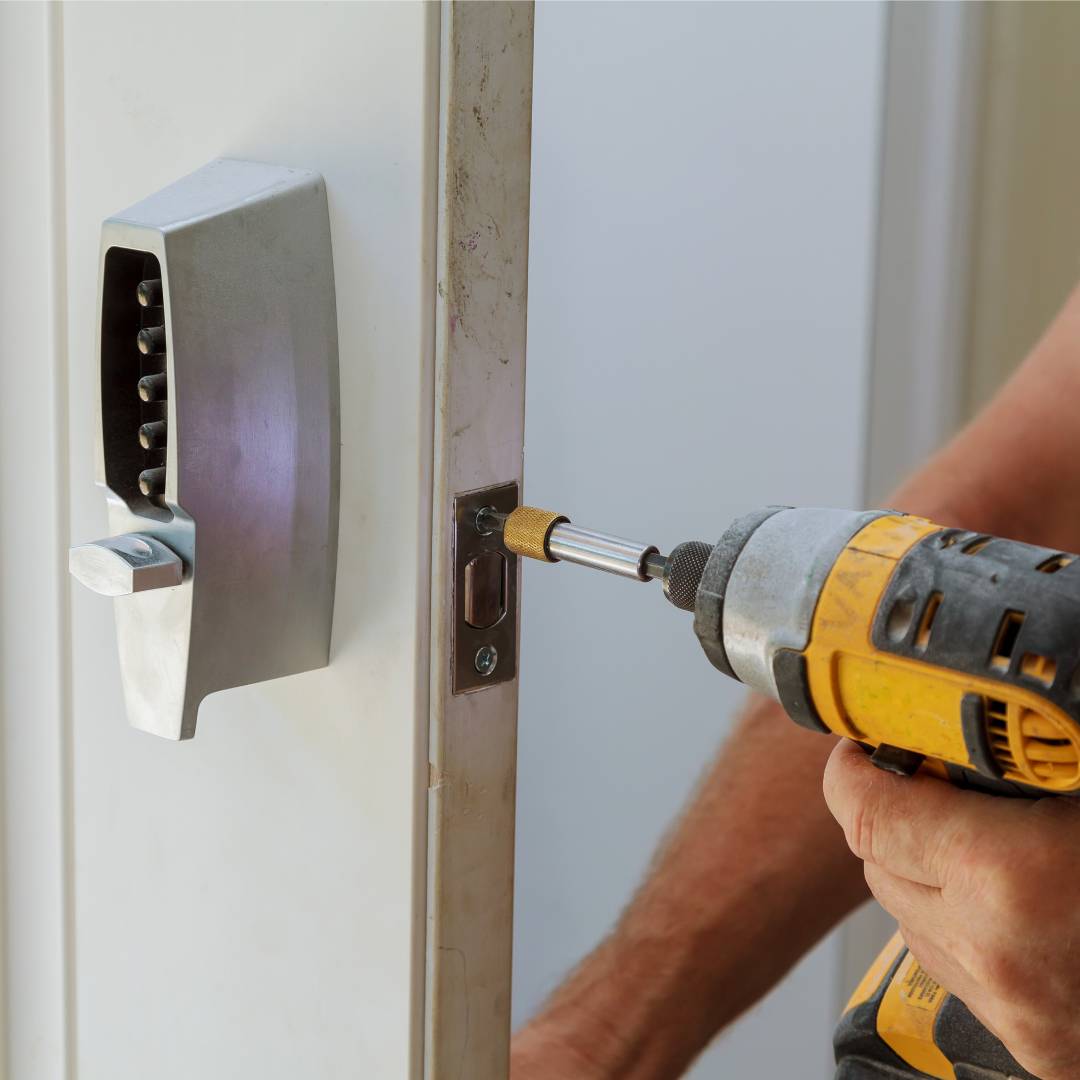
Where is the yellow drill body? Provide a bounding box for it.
[495,503,1079,1080]
[807,513,1080,793]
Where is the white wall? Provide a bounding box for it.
[516,3,888,1077]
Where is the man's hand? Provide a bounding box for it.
[824,738,1080,1080]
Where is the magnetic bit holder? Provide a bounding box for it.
[69,159,340,740]
[481,505,713,612]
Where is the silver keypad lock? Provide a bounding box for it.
[70,159,340,739]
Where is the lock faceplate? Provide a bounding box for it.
[452,483,519,693]
[79,159,340,739]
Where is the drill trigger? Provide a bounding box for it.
[869,744,926,777]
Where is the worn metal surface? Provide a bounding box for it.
[68,534,182,597]
[546,521,657,580]
[722,507,884,698]
[452,482,519,694]
[426,3,534,1076]
[78,159,339,739]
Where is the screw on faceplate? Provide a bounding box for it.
[474,506,506,537]
[474,643,498,677]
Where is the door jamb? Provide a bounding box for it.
[425,4,535,1077]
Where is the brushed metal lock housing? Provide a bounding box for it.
[69,159,340,740]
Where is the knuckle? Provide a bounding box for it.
[862,863,893,911]
[845,791,881,864]
[862,860,883,892]
[922,828,958,885]
[929,805,988,889]
[840,771,892,865]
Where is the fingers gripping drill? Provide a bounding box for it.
[483,503,1080,1080]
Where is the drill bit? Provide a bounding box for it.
[476,505,712,613]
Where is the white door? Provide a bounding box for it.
[0,4,531,1078]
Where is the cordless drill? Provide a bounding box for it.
[482,503,1080,1080]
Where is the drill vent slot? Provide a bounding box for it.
[1020,652,1057,687]
[885,594,916,643]
[984,696,1080,790]
[913,591,942,651]
[1037,554,1075,574]
[985,698,1016,772]
[990,610,1025,672]
[961,535,992,555]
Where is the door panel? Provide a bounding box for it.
[61,5,437,1077]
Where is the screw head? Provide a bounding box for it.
[474,506,498,536]
[474,644,498,677]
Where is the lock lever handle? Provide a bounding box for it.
[69,534,182,597]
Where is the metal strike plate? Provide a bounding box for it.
[453,482,519,693]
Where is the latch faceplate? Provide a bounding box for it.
[452,483,519,693]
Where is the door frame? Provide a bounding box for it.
[425,4,534,1078]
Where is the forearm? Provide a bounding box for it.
[890,281,1080,550]
[513,695,864,1079]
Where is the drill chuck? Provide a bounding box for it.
[661,541,714,611]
